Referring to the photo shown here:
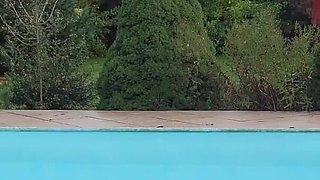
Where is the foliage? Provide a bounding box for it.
[99,6,119,49]
[0,53,7,76]
[1,0,93,109]
[199,0,280,54]
[98,0,221,110]
[225,10,316,111]
[311,46,320,110]
[75,2,118,56]
[77,0,120,51]
[278,26,316,111]
[254,0,312,37]
[199,0,314,54]
[0,19,7,76]
[1,0,318,111]
[0,83,11,109]
[82,57,105,109]
[225,10,283,110]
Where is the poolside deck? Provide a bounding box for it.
[0,110,320,130]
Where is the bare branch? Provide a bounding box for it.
[16,0,33,20]
[42,21,56,30]
[39,0,50,20]
[0,15,36,46]
[7,0,30,28]
[43,0,59,24]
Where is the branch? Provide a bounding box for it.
[39,0,50,20]
[0,15,36,46]
[42,21,56,30]
[16,0,33,21]
[43,0,59,25]
[7,0,30,28]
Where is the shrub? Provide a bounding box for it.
[98,0,221,110]
[225,10,285,110]
[0,83,11,109]
[278,26,315,111]
[311,47,320,110]
[225,10,316,111]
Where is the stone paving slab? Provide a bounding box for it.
[0,110,319,130]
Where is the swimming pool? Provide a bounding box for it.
[0,130,319,180]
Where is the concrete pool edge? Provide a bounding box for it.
[1,127,320,133]
[1,110,320,130]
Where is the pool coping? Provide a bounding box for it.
[1,110,320,131]
[1,127,320,133]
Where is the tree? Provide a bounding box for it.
[1,0,93,109]
[199,0,279,54]
[96,0,120,49]
[0,31,7,76]
[0,8,7,77]
[98,0,221,110]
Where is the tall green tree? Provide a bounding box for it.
[98,0,221,110]
[1,0,93,109]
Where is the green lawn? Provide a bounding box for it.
[82,57,105,109]
[83,57,105,83]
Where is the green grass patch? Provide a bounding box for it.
[82,57,105,109]
[83,57,105,83]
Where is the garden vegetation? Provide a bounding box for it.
[1,0,320,111]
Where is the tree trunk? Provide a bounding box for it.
[35,2,43,109]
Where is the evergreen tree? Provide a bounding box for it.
[98,0,221,110]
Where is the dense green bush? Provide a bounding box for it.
[225,10,316,111]
[98,0,221,110]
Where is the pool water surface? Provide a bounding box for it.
[0,130,319,180]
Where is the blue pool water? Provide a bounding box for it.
[0,130,319,180]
